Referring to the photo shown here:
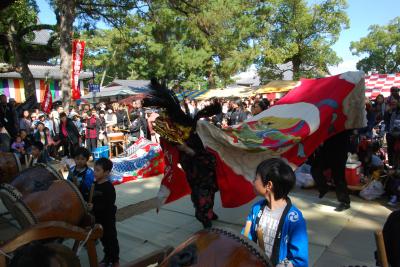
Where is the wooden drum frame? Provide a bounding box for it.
[159,228,273,267]
[0,164,87,229]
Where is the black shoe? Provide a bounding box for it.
[212,213,219,221]
[202,221,212,229]
[318,189,328,199]
[335,202,350,212]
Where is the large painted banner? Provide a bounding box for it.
[110,138,164,185]
[193,71,367,207]
[71,40,85,100]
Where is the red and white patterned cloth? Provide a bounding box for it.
[365,73,400,98]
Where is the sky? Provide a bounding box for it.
[36,0,400,75]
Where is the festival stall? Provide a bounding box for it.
[196,85,256,100]
[255,80,299,100]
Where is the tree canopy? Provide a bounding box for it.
[0,0,353,103]
[83,0,259,90]
[0,0,58,101]
[256,0,349,81]
[350,17,400,74]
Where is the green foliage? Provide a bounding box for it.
[0,0,38,63]
[256,0,349,81]
[350,17,400,74]
[82,0,258,89]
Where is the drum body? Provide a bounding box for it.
[159,228,272,267]
[0,152,22,184]
[0,164,87,228]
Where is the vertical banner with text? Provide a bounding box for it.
[41,83,53,114]
[71,40,85,100]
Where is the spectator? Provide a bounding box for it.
[33,122,47,146]
[252,99,270,116]
[0,94,18,137]
[98,110,107,146]
[0,123,10,152]
[19,110,32,135]
[373,94,386,123]
[86,108,100,153]
[59,112,80,158]
[387,86,400,105]
[385,99,398,166]
[105,109,117,132]
[19,129,32,153]
[44,127,60,159]
[29,141,48,166]
[116,104,129,129]
[129,111,147,140]
[11,135,25,158]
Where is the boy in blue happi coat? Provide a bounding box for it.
[242,158,308,267]
[67,147,95,201]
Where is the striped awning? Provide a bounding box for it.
[365,73,400,98]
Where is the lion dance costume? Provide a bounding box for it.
[144,80,222,228]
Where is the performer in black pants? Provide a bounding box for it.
[311,130,351,212]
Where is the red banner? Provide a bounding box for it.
[71,40,85,100]
[41,83,52,114]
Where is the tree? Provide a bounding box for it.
[82,0,258,90]
[50,0,143,108]
[350,17,400,74]
[0,0,57,102]
[256,0,349,81]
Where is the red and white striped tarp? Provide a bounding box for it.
[365,73,400,99]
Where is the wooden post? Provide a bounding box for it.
[375,230,389,267]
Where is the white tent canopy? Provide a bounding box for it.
[196,85,256,100]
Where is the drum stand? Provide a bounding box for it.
[0,221,103,267]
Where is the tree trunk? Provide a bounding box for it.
[57,0,75,110]
[8,26,37,104]
[207,70,216,89]
[292,56,301,80]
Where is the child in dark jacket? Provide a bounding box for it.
[89,158,119,267]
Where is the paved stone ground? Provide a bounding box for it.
[0,175,395,267]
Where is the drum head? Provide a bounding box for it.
[160,227,273,267]
[11,164,64,195]
[0,184,37,228]
[39,163,64,180]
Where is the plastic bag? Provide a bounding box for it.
[359,180,385,200]
[295,164,315,188]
